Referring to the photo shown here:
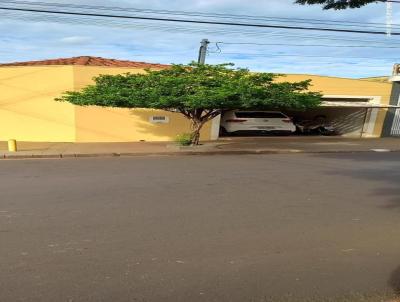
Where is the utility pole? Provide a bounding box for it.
[387,1,393,37]
[198,39,209,64]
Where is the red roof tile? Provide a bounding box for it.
[0,56,170,68]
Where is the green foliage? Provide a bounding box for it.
[175,133,193,146]
[295,0,383,9]
[57,62,321,111]
[57,62,322,144]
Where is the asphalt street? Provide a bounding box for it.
[1,153,400,302]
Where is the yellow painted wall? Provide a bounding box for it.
[0,66,76,142]
[73,66,211,142]
[282,74,392,137]
[0,66,392,142]
[282,74,391,102]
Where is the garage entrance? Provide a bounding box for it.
[217,96,388,139]
[284,107,368,138]
[288,97,388,138]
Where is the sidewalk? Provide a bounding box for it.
[0,137,399,159]
[217,136,400,153]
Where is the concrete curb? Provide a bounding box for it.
[1,148,399,160]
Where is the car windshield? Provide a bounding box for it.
[235,112,286,118]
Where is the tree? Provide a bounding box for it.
[295,0,384,9]
[57,63,322,145]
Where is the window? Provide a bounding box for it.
[152,116,166,121]
[149,116,170,124]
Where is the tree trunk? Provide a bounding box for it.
[191,119,204,145]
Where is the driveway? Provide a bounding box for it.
[217,136,400,153]
[0,153,400,302]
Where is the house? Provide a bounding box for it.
[382,64,400,136]
[0,56,395,142]
[0,56,220,142]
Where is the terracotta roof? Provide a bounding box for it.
[0,56,170,68]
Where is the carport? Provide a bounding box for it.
[284,96,387,138]
[214,95,400,139]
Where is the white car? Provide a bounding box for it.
[220,111,296,135]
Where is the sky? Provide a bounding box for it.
[0,0,399,78]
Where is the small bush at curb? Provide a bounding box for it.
[175,133,193,146]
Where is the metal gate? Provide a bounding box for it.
[391,97,400,136]
[391,109,400,136]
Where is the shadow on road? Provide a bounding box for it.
[389,266,400,296]
[316,152,400,299]
[316,152,400,209]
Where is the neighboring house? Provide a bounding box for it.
[382,64,400,137]
[0,56,395,142]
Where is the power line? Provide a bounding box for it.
[245,32,400,46]
[3,10,400,49]
[3,0,400,30]
[3,3,400,55]
[0,6,399,35]
[2,0,400,27]
[214,52,400,60]
[2,11,327,40]
[3,3,400,43]
[5,11,400,50]
[214,41,400,49]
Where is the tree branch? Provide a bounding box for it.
[177,109,192,119]
[201,109,221,122]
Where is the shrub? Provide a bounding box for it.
[175,133,193,146]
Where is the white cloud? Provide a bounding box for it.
[0,0,396,77]
[59,36,93,45]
